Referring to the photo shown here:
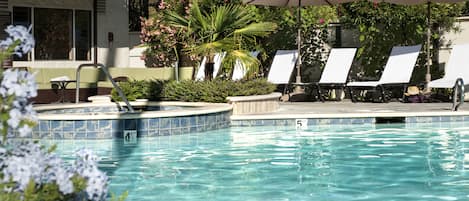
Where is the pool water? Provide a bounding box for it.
[44,122,469,201]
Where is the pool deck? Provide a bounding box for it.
[231,100,469,120]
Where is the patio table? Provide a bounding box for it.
[50,79,76,103]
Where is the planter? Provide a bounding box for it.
[226,92,281,115]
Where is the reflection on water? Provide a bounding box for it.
[43,122,469,201]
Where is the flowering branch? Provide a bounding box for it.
[0,25,37,142]
[0,25,115,201]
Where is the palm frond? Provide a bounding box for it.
[163,1,277,80]
[223,50,260,79]
[164,10,189,28]
[234,22,278,37]
[191,0,210,33]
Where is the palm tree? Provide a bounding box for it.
[165,0,277,80]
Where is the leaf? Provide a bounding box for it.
[23,179,37,201]
[359,35,365,42]
[110,191,129,201]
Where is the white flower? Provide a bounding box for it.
[54,167,74,194]
[1,69,37,98]
[17,125,31,137]
[1,69,38,137]
[7,108,21,128]
[0,25,109,201]
[74,148,109,200]
[0,69,19,96]
[0,37,13,49]
[2,143,46,191]
[3,25,35,57]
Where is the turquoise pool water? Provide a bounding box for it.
[43,122,469,201]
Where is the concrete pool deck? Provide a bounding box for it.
[231,100,469,120]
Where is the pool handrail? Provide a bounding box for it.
[452,78,464,111]
[75,63,135,112]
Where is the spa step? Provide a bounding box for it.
[88,95,112,103]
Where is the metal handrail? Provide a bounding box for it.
[452,78,464,111]
[75,63,134,112]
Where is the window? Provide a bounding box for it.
[12,7,92,61]
[12,7,30,27]
[12,7,31,61]
[129,0,148,32]
[75,10,91,60]
[34,8,72,60]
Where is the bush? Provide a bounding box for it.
[230,79,277,97]
[111,78,276,103]
[162,80,230,103]
[111,79,166,101]
[163,79,276,103]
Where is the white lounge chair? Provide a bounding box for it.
[346,45,422,102]
[311,48,357,102]
[195,52,226,81]
[232,51,260,81]
[428,44,469,110]
[267,50,298,85]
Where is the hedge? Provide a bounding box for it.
[111,79,276,103]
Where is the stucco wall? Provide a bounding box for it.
[97,0,131,67]
[438,17,469,71]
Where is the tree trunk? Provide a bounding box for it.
[204,62,214,81]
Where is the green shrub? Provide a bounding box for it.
[111,78,276,103]
[162,80,228,103]
[163,79,276,103]
[111,80,147,101]
[230,79,277,96]
[111,79,166,101]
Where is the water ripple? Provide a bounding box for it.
[43,122,469,201]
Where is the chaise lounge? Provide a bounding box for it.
[195,52,226,81]
[232,51,260,80]
[427,43,469,110]
[266,50,298,95]
[310,48,357,102]
[346,45,422,102]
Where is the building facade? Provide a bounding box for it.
[3,0,146,68]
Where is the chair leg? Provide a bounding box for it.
[313,84,319,101]
[401,84,407,102]
[348,87,356,103]
[282,84,290,101]
[317,84,325,102]
[339,86,345,101]
[379,85,388,103]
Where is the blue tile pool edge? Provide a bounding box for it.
[26,111,231,139]
[230,115,469,127]
[17,100,469,139]
[25,114,469,139]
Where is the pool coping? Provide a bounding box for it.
[35,101,233,120]
[231,110,469,120]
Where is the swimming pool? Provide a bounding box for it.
[43,122,469,201]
